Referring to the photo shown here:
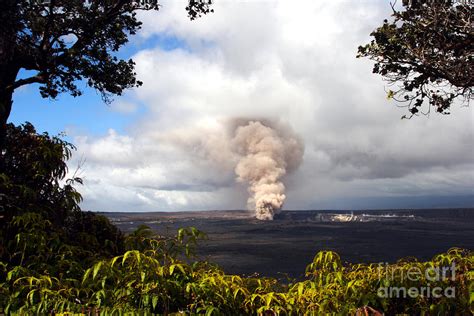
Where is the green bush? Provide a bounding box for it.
[0,123,123,277]
[1,243,471,315]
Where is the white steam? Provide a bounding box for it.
[155,118,304,220]
[231,120,304,220]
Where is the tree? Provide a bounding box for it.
[0,0,213,151]
[0,122,124,267]
[357,0,473,118]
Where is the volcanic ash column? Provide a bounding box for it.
[232,121,304,220]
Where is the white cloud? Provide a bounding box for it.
[69,0,474,212]
[111,100,138,113]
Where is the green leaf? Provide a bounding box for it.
[93,261,103,280]
[152,296,158,309]
[122,250,140,266]
[169,264,185,275]
[111,255,122,267]
[205,306,218,316]
[297,282,304,296]
[82,267,92,284]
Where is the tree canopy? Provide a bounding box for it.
[357,0,473,117]
[0,0,213,151]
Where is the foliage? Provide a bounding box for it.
[0,122,124,275]
[187,0,214,21]
[1,244,472,315]
[1,122,79,223]
[357,0,473,117]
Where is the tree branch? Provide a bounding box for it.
[7,74,46,91]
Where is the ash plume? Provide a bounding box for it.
[231,120,304,220]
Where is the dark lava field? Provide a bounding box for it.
[103,209,474,279]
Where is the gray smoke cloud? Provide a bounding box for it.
[230,120,304,220]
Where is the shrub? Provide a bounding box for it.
[0,122,123,275]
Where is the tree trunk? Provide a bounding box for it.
[0,91,13,144]
[0,65,18,170]
[0,3,20,159]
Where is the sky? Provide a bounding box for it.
[10,0,474,212]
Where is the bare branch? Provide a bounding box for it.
[7,73,46,91]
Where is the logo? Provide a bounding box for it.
[376,262,456,298]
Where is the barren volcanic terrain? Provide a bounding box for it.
[104,209,474,279]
